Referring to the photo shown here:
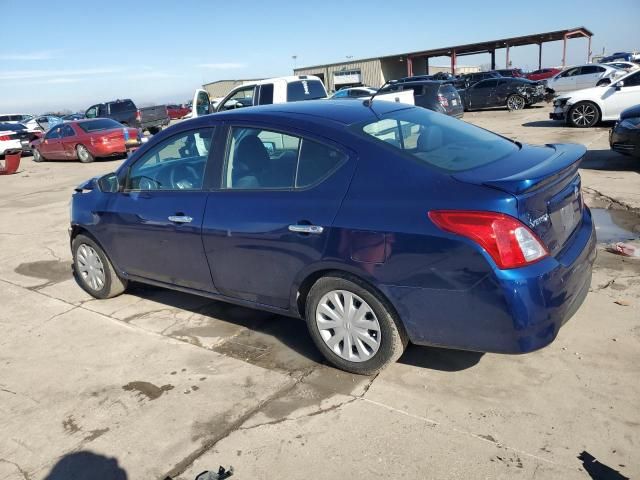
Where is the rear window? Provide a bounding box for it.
[286,80,327,102]
[77,119,123,132]
[358,108,518,173]
[109,100,136,113]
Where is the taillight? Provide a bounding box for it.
[0,135,11,141]
[428,210,548,269]
[438,94,449,107]
[135,110,142,122]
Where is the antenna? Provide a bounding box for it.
[362,79,396,109]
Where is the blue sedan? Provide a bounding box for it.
[70,100,596,374]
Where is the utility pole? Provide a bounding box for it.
[292,55,298,71]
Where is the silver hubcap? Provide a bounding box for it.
[76,244,105,291]
[508,95,524,110]
[78,146,89,161]
[316,290,381,362]
[571,104,596,126]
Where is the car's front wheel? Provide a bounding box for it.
[72,234,127,299]
[305,274,407,375]
[506,94,526,111]
[76,144,95,163]
[567,101,600,128]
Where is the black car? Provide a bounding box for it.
[84,99,169,134]
[454,71,502,89]
[379,80,464,118]
[610,105,640,157]
[490,69,525,78]
[459,77,545,111]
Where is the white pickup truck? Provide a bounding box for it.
[191,75,414,117]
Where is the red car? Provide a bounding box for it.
[526,68,562,81]
[166,104,191,120]
[32,118,139,163]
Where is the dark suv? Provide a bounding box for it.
[84,99,170,134]
[379,81,464,118]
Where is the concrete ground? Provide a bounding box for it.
[0,106,638,480]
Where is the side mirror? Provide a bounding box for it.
[615,81,624,90]
[97,172,120,193]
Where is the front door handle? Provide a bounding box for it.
[168,215,193,224]
[288,224,324,234]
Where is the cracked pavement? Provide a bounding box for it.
[0,108,639,479]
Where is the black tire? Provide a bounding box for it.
[148,126,160,135]
[76,144,95,163]
[596,78,611,87]
[305,273,408,375]
[567,101,600,128]
[72,234,127,299]
[506,94,526,111]
[32,148,45,162]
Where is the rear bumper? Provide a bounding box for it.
[610,125,640,157]
[1,139,23,155]
[380,208,596,354]
[90,142,127,157]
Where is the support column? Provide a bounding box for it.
[562,34,567,67]
[425,56,430,75]
[587,36,592,63]
[538,43,542,69]
[505,44,510,68]
[450,50,456,76]
[407,56,413,77]
[490,50,496,70]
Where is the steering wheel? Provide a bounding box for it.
[170,164,199,190]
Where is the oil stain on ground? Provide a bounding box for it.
[14,260,72,287]
[122,381,174,401]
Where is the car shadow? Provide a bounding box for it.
[522,120,616,128]
[582,149,640,172]
[124,283,483,373]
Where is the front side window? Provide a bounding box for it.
[126,128,213,191]
[110,101,135,113]
[220,87,254,111]
[474,80,497,89]
[45,126,62,139]
[561,67,580,78]
[61,125,75,137]
[85,106,98,118]
[359,107,518,173]
[223,127,346,190]
[621,71,640,87]
[258,83,274,105]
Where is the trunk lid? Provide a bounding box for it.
[453,143,586,256]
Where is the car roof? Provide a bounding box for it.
[197,99,414,126]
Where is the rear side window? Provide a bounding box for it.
[475,80,497,89]
[359,107,518,173]
[223,126,346,189]
[109,100,136,113]
[286,80,327,102]
[296,139,347,188]
[258,83,274,105]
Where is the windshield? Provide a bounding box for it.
[77,118,123,132]
[358,107,518,173]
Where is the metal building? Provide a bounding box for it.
[294,27,593,92]
[202,79,263,99]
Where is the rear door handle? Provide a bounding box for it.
[168,215,193,224]
[288,224,324,234]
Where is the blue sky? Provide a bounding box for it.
[1,0,639,113]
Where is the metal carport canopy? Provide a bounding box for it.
[396,27,593,75]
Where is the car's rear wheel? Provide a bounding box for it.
[568,101,600,128]
[72,234,127,299]
[305,274,407,375]
[76,144,94,163]
[32,148,45,162]
[507,94,526,111]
